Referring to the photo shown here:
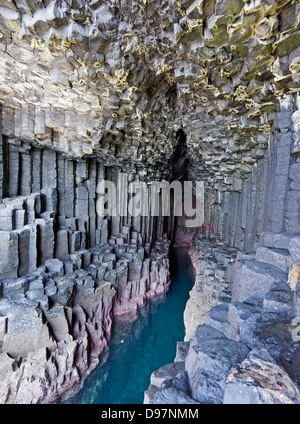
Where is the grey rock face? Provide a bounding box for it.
[1,303,51,357]
[205,303,230,335]
[224,348,300,404]
[1,0,300,407]
[0,1,299,241]
[185,325,250,404]
[0,215,171,403]
[233,260,288,303]
[146,237,300,405]
[146,365,197,405]
[256,247,291,273]
[289,237,300,264]
[150,386,200,405]
[0,231,18,278]
[239,312,300,386]
[174,341,190,362]
[263,286,294,315]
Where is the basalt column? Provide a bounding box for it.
[195,94,300,252]
[1,0,300,406]
[0,130,173,403]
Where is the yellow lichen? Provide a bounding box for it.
[177,0,185,17]
[221,69,230,78]
[290,62,300,70]
[84,17,92,26]
[62,40,71,48]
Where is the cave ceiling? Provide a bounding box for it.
[0,0,299,186]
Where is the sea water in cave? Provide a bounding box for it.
[62,247,194,404]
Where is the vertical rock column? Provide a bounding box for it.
[269,95,293,233]
[96,162,107,245]
[200,94,298,253]
[75,160,89,249]
[87,158,97,247]
[57,154,66,218]
[65,159,75,219]
[32,148,42,193]
[20,144,32,196]
[132,175,142,234]
[42,149,57,189]
[110,167,121,236]
[8,140,20,198]
[286,93,300,233]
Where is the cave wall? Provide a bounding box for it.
[0,0,300,254]
[2,95,300,261]
[0,109,174,404]
[0,116,171,279]
[198,93,300,251]
[0,0,300,404]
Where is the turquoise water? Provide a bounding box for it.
[63,247,194,404]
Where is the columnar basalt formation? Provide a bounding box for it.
[0,170,171,402]
[0,0,300,404]
[0,235,170,403]
[145,236,300,404]
[1,0,300,244]
[0,141,172,402]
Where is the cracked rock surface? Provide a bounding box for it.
[1,0,300,405]
[0,0,299,182]
[145,235,300,404]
